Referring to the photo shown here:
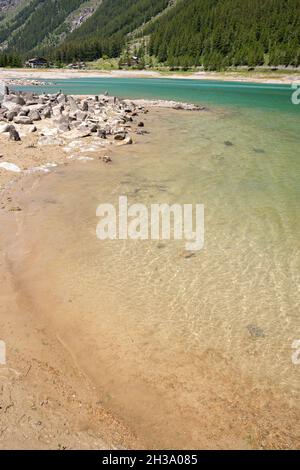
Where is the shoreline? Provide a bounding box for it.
[0,175,142,449]
[0,67,299,85]
[0,88,159,449]
[0,88,206,191]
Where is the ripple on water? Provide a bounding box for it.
[9,105,300,448]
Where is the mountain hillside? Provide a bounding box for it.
[0,0,102,54]
[54,0,170,62]
[0,0,299,69]
[147,0,300,68]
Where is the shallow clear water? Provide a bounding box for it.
[9,80,300,448]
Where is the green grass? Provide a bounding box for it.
[87,57,119,70]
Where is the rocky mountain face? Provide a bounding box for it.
[0,0,102,53]
[0,0,22,12]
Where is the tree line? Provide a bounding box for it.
[147,0,300,69]
[0,52,22,67]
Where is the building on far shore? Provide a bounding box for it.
[25,57,49,68]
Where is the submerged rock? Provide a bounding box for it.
[246,324,266,338]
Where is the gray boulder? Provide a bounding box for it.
[6,110,18,121]
[118,136,133,145]
[82,100,88,111]
[114,132,126,141]
[63,128,91,139]
[68,96,78,112]
[29,110,41,121]
[18,109,29,116]
[9,126,21,141]
[2,101,22,113]
[58,122,70,132]
[97,129,107,139]
[13,116,33,125]
[5,95,26,106]
[86,123,98,132]
[57,94,67,104]
[52,104,64,117]
[41,107,52,119]
[76,110,87,121]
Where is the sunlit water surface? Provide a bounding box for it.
[9,79,300,448]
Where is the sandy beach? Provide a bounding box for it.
[0,176,143,449]
[0,67,300,84]
[0,89,151,449]
[0,95,201,191]
[0,89,208,449]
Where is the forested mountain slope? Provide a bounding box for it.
[0,0,299,69]
[53,0,170,62]
[147,0,300,68]
[0,0,102,54]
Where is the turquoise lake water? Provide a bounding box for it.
[14,77,299,114]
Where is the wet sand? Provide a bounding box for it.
[0,180,143,449]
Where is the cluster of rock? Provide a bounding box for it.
[5,79,54,87]
[129,99,206,111]
[0,87,147,146]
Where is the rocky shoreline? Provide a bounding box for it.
[0,85,206,189]
[5,78,54,87]
[0,87,147,146]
